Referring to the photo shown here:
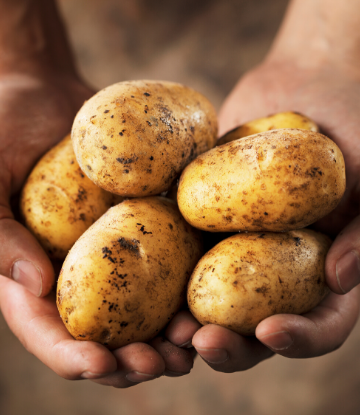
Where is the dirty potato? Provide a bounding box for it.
[20,134,120,259]
[178,129,346,232]
[187,229,331,335]
[71,80,218,197]
[217,111,319,146]
[57,197,203,349]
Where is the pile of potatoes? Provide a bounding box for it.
[179,113,345,335]
[21,80,346,347]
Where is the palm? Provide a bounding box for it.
[185,64,360,373]
[0,74,93,196]
[219,63,360,236]
[0,73,197,386]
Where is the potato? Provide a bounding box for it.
[178,129,346,232]
[20,135,120,259]
[217,111,319,146]
[187,229,331,335]
[57,197,203,349]
[71,80,218,197]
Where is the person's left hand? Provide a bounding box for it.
[165,59,360,372]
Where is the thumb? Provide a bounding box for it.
[325,215,360,294]
[0,201,54,297]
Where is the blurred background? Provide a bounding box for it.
[1,0,360,414]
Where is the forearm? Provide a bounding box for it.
[267,0,360,76]
[0,0,76,76]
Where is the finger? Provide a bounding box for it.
[0,275,117,379]
[0,201,54,296]
[150,336,194,377]
[192,324,274,373]
[256,287,360,358]
[325,215,360,294]
[93,343,165,388]
[165,310,202,348]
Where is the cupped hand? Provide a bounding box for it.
[0,71,196,386]
[166,60,360,372]
[219,60,360,292]
[0,276,196,387]
[0,71,93,295]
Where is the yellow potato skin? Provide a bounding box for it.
[178,129,346,232]
[187,230,331,335]
[57,197,203,349]
[217,111,319,146]
[71,80,218,197]
[20,135,119,259]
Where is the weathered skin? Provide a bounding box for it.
[187,229,331,335]
[178,128,346,232]
[217,111,319,146]
[20,134,119,259]
[57,197,203,349]
[71,80,218,197]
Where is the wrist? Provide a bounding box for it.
[265,0,360,79]
[0,0,77,78]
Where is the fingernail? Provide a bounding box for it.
[126,371,156,383]
[336,251,360,293]
[11,260,42,296]
[164,369,190,377]
[81,371,114,379]
[178,340,193,348]
[195,347,228,364]
[258,331,293,350]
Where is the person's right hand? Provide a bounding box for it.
[0,0,200,386]
[0,70,198,386]
[0,70,92,294]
